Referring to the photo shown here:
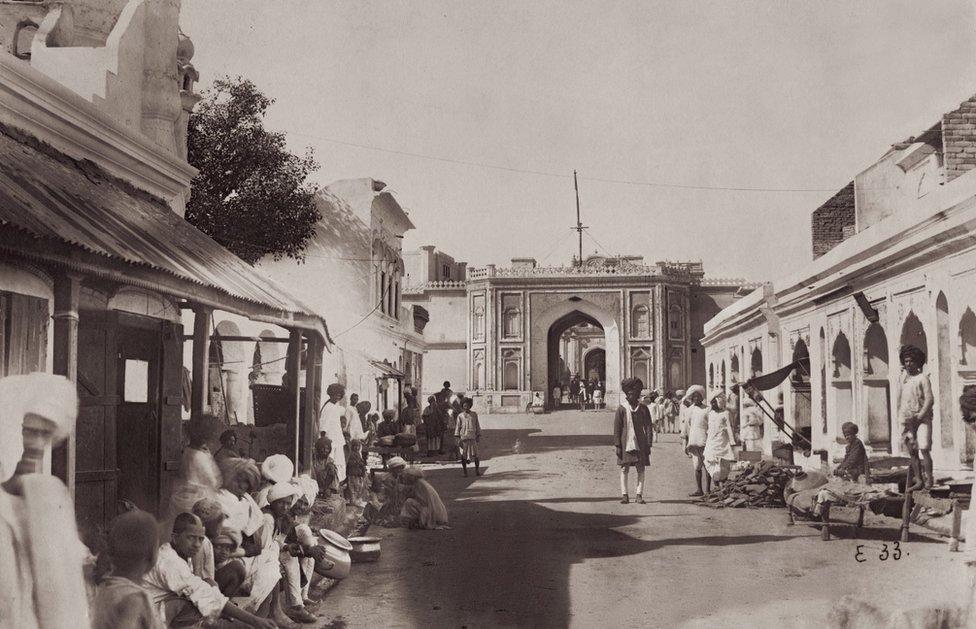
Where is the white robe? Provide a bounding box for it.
[319,402,348,483]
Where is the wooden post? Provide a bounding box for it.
[51,272,81,491]
[301,332,320,473]
[901,465,914,543]
[190,305,212,421]
[950,499,963,552]
[287,329,302,470]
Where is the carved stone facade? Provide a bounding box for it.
[404,254,750,413]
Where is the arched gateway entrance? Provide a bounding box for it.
[536,298,621,410]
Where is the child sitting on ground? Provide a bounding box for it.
[91,509,162,629]
[833,422,869,483]
[345,438,369,506]
[211,527,249,597]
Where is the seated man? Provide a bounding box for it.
[142,512,274,628]
[833,422,870,483]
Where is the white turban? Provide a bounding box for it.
[684,385,706,402]
[0,374,78,482]
[294,474,319,505]
[261,454,294,484]
[387,456,407,470]
[257,481,301,508]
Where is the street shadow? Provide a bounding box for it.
[478,428,613,459]
[350,467,660,627]
[347,468,803,628]
[533,497,626,504]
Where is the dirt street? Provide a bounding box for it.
[310,411,970,628]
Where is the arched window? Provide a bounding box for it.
[961,307,976,366]
[502,348,521,390]
[730,353,740,384]
[472,349,485,390]
[631,304,650,338]
[379,270,387,314]
[14,21,37,60]
[708,363,715,389]
[503,306,522,338]
[751,347,763,378]
[631,347,653,387]
[668,303,683,340]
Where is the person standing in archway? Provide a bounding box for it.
[898,345,934,489]
[613,378,652,504]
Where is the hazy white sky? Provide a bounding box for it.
[181,1,976,280]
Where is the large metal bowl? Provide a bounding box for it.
[347,536,382,563]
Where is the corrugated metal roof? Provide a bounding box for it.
[0,128,329,340]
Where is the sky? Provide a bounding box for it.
[181,1,976,281]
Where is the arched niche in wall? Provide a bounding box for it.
[830,331,853,438]
[730,353,740,384]
[791,338,812,437]
[863,323,891,450]
[960,307,976,367]
[900,311,928,362]
[708,363,714,389]
[750,347,763,378]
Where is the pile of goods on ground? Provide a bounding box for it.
[699,460,795,508]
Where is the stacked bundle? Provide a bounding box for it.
[699,461,795,508]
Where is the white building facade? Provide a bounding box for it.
[703,95,976,474]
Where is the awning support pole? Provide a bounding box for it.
[301,332,320,472]
[287,329,302,471]
[190,305,212,421]
[52,272,81,493]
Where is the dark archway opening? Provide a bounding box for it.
[547,310,604,410]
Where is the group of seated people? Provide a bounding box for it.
[93,455,336,627]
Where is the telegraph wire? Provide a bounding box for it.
[289,131,851,194]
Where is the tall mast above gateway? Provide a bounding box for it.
[573,170,587,266]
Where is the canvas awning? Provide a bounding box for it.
[369,359,405,379]
[0,127,330,342]
[744,357,811,392]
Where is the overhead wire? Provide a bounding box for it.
[289,131,852,194]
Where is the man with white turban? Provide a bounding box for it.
[0,373,90,629]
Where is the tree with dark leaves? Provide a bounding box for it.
[186,77,321,264]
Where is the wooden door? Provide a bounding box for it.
[74,310,120,533]
[116,314,162,514]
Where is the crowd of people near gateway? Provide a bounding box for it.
[0,375,464,629]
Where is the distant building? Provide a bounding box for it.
[703,93,976,474]
[209,178,427,423]
[406,251,752,411]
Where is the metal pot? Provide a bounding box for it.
[317,528,352,579]
[347,536,382,563]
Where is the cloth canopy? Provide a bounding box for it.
[744,357,811,392]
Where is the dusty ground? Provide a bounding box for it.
[308,411,970,628]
